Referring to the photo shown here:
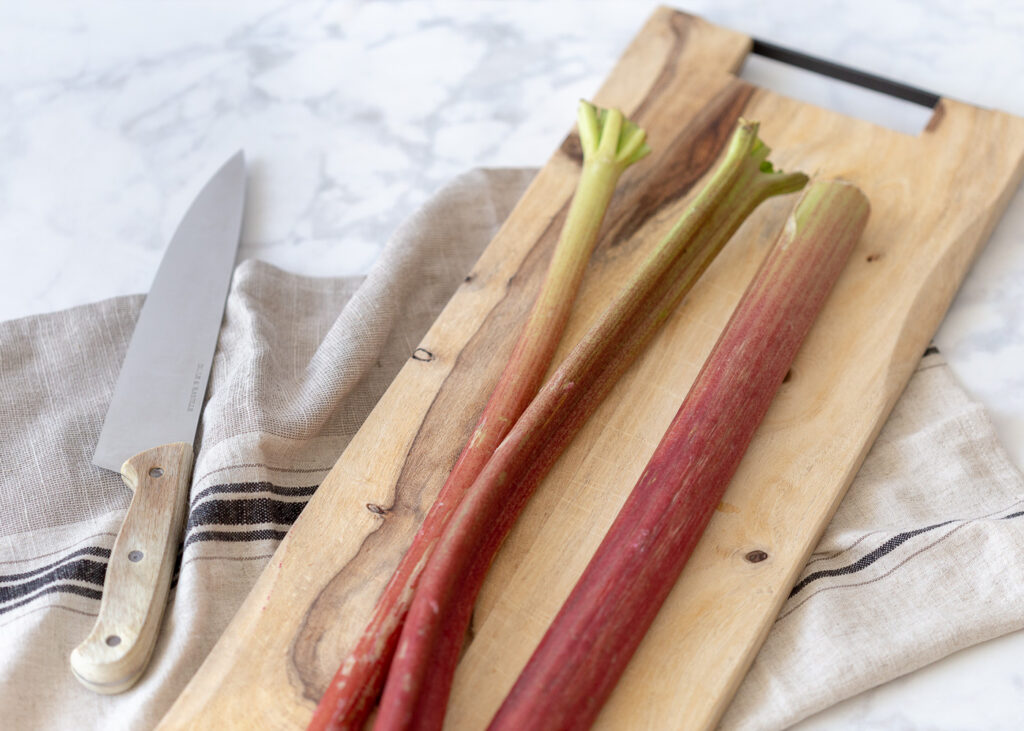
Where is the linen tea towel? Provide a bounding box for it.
[0,168,532,730]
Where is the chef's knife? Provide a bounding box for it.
[69,152,246,694]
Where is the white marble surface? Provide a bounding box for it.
[2,1,1023,728]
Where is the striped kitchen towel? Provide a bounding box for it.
[1,168,1022,730]
[719,344,1024,729]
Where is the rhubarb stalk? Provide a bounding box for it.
[489,180,870,731]
[308,101,649,731]
[373,121,809,730]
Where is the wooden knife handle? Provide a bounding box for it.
[70,442,193,694]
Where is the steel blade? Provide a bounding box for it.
[93,152,246,472]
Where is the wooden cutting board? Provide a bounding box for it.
[160,8,1024,730]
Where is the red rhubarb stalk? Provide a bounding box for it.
[488,180,870,731]
[308,101,650,731]
[372,121,809,730]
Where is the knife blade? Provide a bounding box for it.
[69,152,246,694]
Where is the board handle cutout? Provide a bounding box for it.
[739,38,942,135]
[750,38,939,108]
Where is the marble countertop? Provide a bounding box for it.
[2,1,1023,728]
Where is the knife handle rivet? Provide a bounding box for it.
[128,550,144,562]
[149,467,164,478]
[105,635,122,647]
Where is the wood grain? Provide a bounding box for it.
[71,442,193,694]
[159,7,1024,730]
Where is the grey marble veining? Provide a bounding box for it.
[2,1,1023,728]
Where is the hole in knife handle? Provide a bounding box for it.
[128,550,144,562]
[149,467,164,478]
[740,39,938,136]
[105,635,121,647]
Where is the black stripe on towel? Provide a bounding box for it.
[183,528,291,549]
[791,509,1024,597]
[0,546,110,584]
[185,496,310,533]
[789,520,955,596]
[1,583,104,617]
[0,558,108,614]
[191,481,317,505]
[2,482,315,615]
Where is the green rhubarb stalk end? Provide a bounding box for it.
[577,100,651,168]
[727,119,808,198]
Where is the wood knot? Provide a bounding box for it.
[412,348,434,362]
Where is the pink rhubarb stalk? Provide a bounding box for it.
[308,101,650,731]
[372,121,809,730]
[488,180,870,731]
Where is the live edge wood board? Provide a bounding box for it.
[160,7,1024,730]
